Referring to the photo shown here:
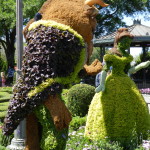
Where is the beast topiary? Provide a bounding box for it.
[67,84,95,117]
[3,0,108,149]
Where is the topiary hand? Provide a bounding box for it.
[95,70,107,93]
[139,61,150,68]
[128,61,150,74]
[83,59,103,75]
[95,84,105,93]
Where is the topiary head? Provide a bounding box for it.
[109,28,134,57]
[23,0,109,63]
[118,36,133,53]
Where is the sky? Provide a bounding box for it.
[123,16,150,26]
[123,16,150,59]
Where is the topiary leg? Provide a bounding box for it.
[25,113,41,150]
[34,94,71,150]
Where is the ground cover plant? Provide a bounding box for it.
[66,119,148,150]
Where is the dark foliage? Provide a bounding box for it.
[3,25,84,135]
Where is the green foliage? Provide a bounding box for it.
[61,89,69,104]
[0,123,13,148]
[0,57,7,72]
[0,134,13,148]
[95,0,149,36]
[0,0,45,67]
[85,54,150,148]
[0,0,45,30]
[132,51,150,80]
[0,87,12,121]
[23,0,46,24]
[135,51,150,64]
[0,145,7,150]
[0,111,7,121]
[67,123,149,150]
[66,126,124,150]
[69,116,86,131]
[0,91,12,102]
[0,106,8,111]
[67,84,95,117]
[89,47,101,64]
[0,87,12,93]
[34,105,68,150]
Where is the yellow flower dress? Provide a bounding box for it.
[85,54,150,142]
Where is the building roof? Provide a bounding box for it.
[93,21,150,47]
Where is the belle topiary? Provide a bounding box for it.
[85,28,150,148]
[67,84,95,117]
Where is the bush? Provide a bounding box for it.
[0,122,13,148]
[0,57,7,72]
[69,116,86,131]
[0,145,7,150]
[61,89,69,104]
[67,84,95,117]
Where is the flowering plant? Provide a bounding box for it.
[140,88,150,94]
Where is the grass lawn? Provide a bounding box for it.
[0,87,12,121]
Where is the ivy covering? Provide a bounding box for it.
[3,20,86,135]
[85,54,150,143]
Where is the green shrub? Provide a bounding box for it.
[0,123,13,148]
[34,105,68,150]
[0,57,7,72]
[67,84,95,117]
[0,145,7,150]
[61,89,69,104]
[69,116,86,131]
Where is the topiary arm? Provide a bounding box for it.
[83,59,103,75]
[128,60,150,74]
[95,70,107,93]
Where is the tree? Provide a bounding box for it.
[0,0,45,68]
[95,0,150,37]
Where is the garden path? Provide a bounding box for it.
[143,94,150,113]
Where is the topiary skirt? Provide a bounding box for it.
[84,73,150,142]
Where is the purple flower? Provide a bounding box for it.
[140,88,150,94]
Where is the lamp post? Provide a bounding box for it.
[7,0,26,149]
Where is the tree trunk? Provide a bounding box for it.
[4,27,16,68]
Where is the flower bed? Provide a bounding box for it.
[140,88,150,95]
